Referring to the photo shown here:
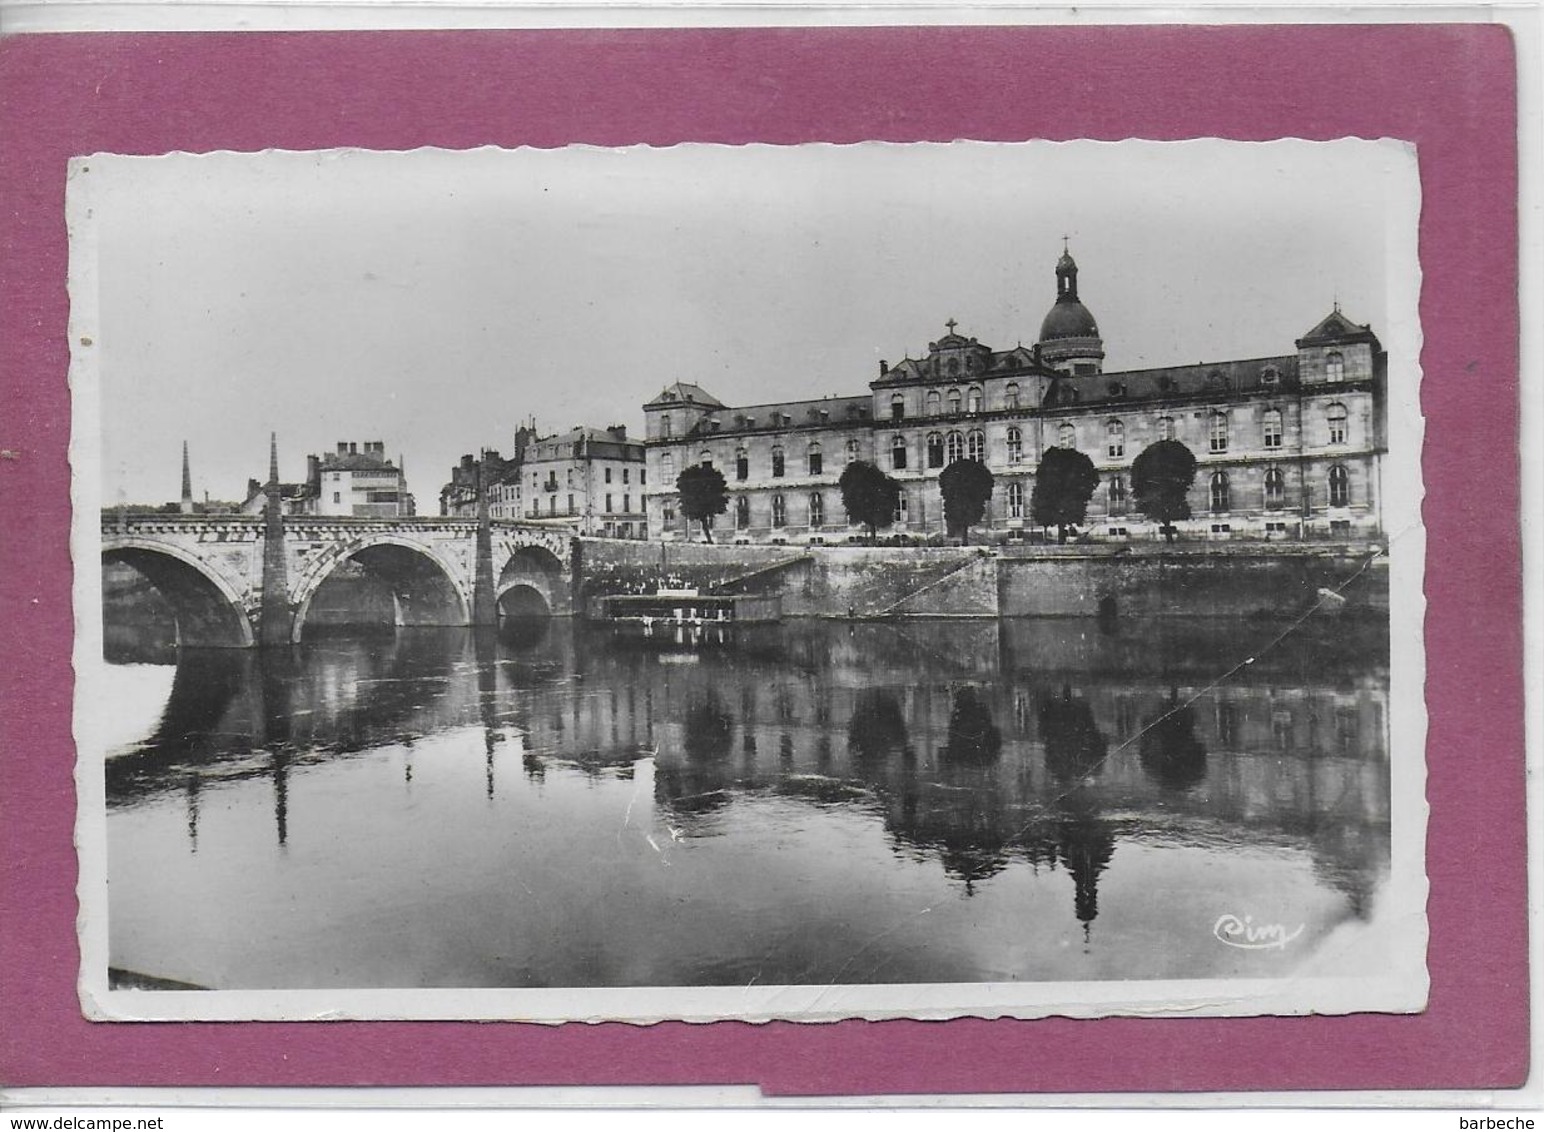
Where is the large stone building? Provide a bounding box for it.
[244,439,416,517]
[440,424,648,538]
[642,249,1385,545]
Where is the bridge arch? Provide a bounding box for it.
[102,539,255,649]
[291,535,471,641]
[496,544,569,619]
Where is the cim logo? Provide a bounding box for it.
[1212,913,1305,951]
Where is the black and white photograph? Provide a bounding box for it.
[69,139,1428,1022]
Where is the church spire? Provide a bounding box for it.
[179,440,194,515]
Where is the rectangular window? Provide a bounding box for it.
[606,493,613,513]
[1210,414,1229,453]
[567,494,574,513]
[332,492,341,504]
[605,468,612,483]
[808,452,823,476]
[1263,414,1283,449]
[623,469,630,484]
[623,494,630,512]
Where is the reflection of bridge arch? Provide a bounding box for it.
[291,536,471,641]
[496,545,568,618]
[102,539,255,648]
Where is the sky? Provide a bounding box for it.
[77,140,1413,509]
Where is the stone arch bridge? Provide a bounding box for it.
[102,514,579,648]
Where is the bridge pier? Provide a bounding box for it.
[258,435,294,647]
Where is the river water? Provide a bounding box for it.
[102,616,1391,990]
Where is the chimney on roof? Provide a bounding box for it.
[607,425,627,440]
[349,442,358,455]
[337,442,348,454]
[306,454,320,486]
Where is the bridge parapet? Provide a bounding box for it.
[101,512,582,645]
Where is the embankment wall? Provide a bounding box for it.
[576,539,1388,619]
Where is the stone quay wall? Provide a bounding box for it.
[575,538,1388,620]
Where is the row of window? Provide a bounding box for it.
[657,353,1352,439]
[530,493,637,516]
[532,467,643,488]
[670,465,1356,528]
[664,404,1355,484]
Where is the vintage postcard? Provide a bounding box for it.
[68,138,1428,1023]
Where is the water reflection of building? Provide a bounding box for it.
[108,618,1390,926]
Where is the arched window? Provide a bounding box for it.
[967,430,986,462]
[967,385,983,413]
[927,432,945,468]
[660,414,672,438]
[1328,464,1350,507]
[946,431,965,463]
[845,438,861,465]
[735,448,749,481]
[1210,470,1231,513]
[771,494,786,527]
[770,446,785,478]
[735,495,750,528]
[1264,467,1285,510]
[1109,476,1128,515]
[947,388,962,415]
[1106,420,1125,459]
[926,390,941,415]
[1157,415,1176,441]
[1007,481,1025,519]
[890,393,905,420]
[1058,422,1076,449]
[1006,427,1023,464]
[1005,382,1020,410]
[1326,351,1345,382]
[809,493,824,527]
[1326,403,1348,445]
[661,452,675,480]
[1209,411,1229,453]
[699,449,713,468]
[1262,409,1283,450]
[807,442,823,476]
[891,434,908,470]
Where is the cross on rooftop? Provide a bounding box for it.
[945,318,958,335]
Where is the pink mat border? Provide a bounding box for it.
[0,26,1525,1094]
